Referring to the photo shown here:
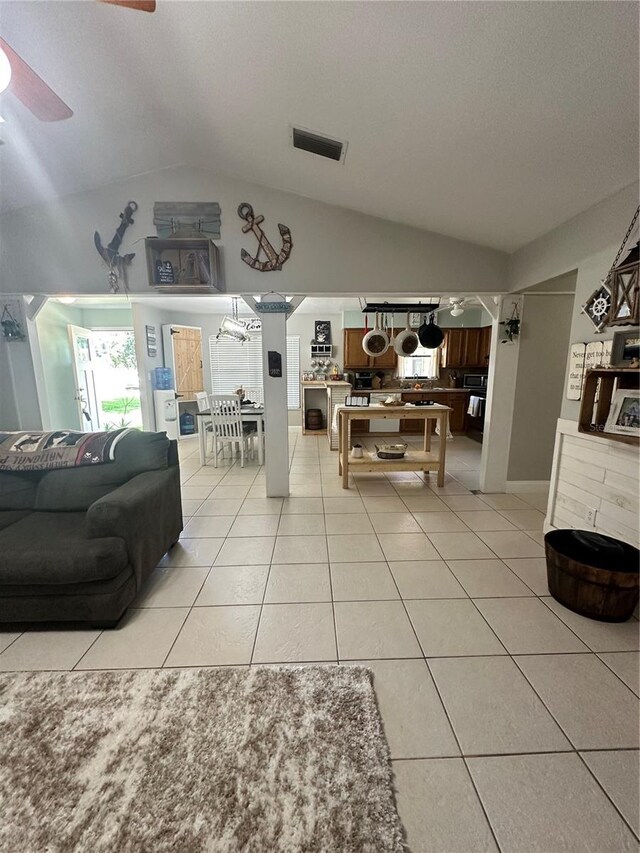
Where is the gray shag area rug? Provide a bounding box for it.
[0,666,404,853]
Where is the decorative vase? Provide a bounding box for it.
[351,444,364,459]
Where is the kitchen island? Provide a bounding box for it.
[336,403,451,488]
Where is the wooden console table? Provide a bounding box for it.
[337,403,451,488]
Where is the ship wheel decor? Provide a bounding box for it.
[581,283,612,333]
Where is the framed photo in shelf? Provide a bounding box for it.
[611,328,640,367]
[604,389,640,437]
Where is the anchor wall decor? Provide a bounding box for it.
[237,202,292,272]
[94,200,138,293]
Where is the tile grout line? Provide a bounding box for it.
[344,441,637,846]
[575,750,640,843]
[508,652,640,842]
[167,452,261,669]
[321,443,341,666]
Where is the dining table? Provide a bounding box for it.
[195,405,265,466]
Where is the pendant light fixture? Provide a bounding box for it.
[217,297,251,343]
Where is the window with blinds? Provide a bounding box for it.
[209,336,301,409]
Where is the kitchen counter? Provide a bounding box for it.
[301,380,352,387]
[380,387,471,394]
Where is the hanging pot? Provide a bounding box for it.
[418,313,444,349]
[362,312,390,357]
[417,313,429,344]
[394,313,420,356]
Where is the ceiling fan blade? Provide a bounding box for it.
[0,38,73,122]
[99,0,156,11]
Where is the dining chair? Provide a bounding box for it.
[243,387,264,406]
[209,394,257,468]
[194,391,215,459]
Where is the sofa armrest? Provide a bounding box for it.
[86,468,183,589]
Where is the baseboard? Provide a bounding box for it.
[505,480,551,493]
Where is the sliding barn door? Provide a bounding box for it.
[163,325,204,401]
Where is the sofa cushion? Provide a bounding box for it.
[35,430,170,512]
[0,472,39,510]
[0,512,129,585]
[0,509,32,531]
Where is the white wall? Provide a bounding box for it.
[1,331,42,430]
[508,179,639,532]
[507,293,574,482]
[0,338,20,430]
[131,301,173,431]
[508,181,639,424]
[33,301,84,431]
[508,182,639,294]
[0,165,507,299]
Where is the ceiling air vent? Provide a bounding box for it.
[291,126,347,163]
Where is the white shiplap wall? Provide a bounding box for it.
[546,419,639,548]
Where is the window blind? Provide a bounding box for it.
[209,336,300,409]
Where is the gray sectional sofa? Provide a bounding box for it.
[0,431,182,627]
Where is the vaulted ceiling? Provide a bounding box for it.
[1,1,637,251]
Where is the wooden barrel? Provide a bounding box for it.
[545,530,639,622]
[306,408,323,430]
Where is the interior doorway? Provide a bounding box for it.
[67,327,142,431]
[31,298,139,432]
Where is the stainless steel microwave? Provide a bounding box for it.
[463,374,487,390]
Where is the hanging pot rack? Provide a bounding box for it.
[360,301,440,314]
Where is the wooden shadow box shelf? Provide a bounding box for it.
[578,368,640,446]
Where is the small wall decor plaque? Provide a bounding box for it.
[154,260,175,285]
[566,342,586,400]
[154,202,221,239]
[145,325,157,357]
[314,320,332,344]
[1,299,26,342]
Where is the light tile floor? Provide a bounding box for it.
[1,430,638,852]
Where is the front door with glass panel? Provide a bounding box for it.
[69,324,100,431]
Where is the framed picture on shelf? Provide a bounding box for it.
[611,328,640,367]
[604,389,640,437]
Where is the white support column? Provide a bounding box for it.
[479,296,523,494]
[258,294,290,497]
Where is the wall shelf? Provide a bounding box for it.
[311,343,333,359]
[577,368,640,446]
[145,237,221,293]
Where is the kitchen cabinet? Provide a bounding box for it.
[447,394,468,432]
[442,327,491,368]
[400,391,469,433]
[400,394,428,433]
[343,329,371,369]
[479,325,492,364]
[343,329,398,370]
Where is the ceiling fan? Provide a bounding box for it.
[433,297,475,318]
[0,1,155,123]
